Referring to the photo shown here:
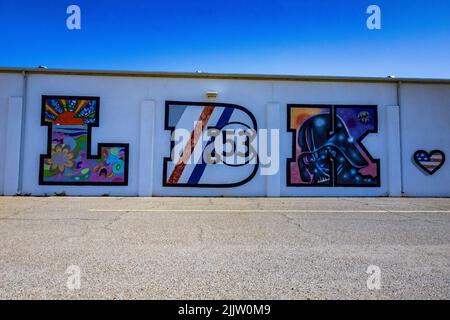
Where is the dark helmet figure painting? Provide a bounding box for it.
[297,114,372,185]
[288,105,380,187]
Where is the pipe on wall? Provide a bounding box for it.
[396,80,404,195]
[17,71,27,194]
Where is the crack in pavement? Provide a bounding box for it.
[342,199,448,225]
[62,212,132,241]
[343,198,450,213]
[384,210,446,226]
[0,217,104,222]
[0,205,37,222]
[197,225,204,242]
[62,225,92,241]
[342,198,394,210]
[101,211,130,232]
[279,213,329,241]
[342,198,372,207]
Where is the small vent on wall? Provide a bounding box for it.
[206,91,218,99]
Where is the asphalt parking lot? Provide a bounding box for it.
[0,197,449,300]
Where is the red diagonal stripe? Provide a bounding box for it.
[168,106,215,184]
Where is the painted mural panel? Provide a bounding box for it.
[287,105,380,187]
[163,101,259,187]
[413,150,445,175]
[39,96,129,185]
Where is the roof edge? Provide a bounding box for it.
[1,67,449,84]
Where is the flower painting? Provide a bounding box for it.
[39,96,129,185]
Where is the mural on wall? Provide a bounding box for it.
[287,105,380,187]
[163,101,259,187]
[39,96,129,185]
[413,150,445,175]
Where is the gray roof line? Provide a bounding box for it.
[1,67,449,84]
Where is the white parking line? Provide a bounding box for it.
[88,209,450,213]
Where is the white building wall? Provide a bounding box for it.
[400,84,450,197]
[0,73,23,195]
[22,74,146,196]
[275,81,397,197]
[1,71,448,197]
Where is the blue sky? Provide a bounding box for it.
[1,0,449,78]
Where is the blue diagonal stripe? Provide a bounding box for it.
[187,107,234,184]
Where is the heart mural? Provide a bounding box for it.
[413,150,446,175]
